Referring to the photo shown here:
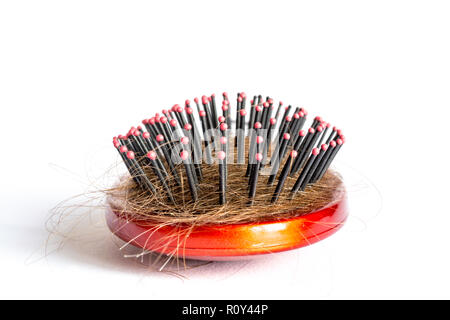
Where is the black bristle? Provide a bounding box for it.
[290,148,319,198]
[290,126,322,176]
[315,138,344,182]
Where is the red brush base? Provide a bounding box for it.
[106,191,348,261]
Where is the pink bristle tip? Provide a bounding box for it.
[240,109,247,116]
[220,123,228,131]
[294,113,300,119]
[317,126,323,132]
[160,116,168,124]
[330,140,337,147]
[149,118,156,125]
[156,134,164,142]
[283,133,291,140]
[280,101,283,105]
[255,153,263,162]
[185,99,190,105]
[185,107,193,114]
[180,150,189,161]
[220,136,227,144]
[201,96,208,104]
[222,105,229,111]
[312,148,320,156]
[143,132,150,139]
[309,128,315,133]
[263,102,269,108]
[254,122,262,129]
[321,144,328,151]
[199,110,206,117]
[222,100,229,106]
[176,106,183,113]
[291,150,298,158]
[270,118,277,125]
[299,130,306,136]
[142,119,148,125]
[337,138,344,145]
[180,136,189,145]
[170,119,177,127]
[113,140,120,148]
[285,116,291,122]
[255,106,263,112]
[238,96,243,102]
[217,151,226,160]
[223,92,228,97]
[211,93,216,97]
[218,116,226,123]
[194,97,199,104]
[184,123,192,130]
[119,145,128,153]
[240,92,246,98]
[315,116,322,121]
[126,151,135,160]
[268,98,273,104]
[147,151,157,160]
[256,136,264,144]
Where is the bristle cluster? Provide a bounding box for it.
[112,92,345,206]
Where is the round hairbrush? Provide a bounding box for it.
[108,92,347,261]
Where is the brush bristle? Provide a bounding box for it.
[113,91,345,205]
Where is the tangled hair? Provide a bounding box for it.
[106,163,345,227]
[46,149,346,270]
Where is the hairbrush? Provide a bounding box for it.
[107,92,347,261]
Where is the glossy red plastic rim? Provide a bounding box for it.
[106,191,348,261]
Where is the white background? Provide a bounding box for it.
[1,0,449,299]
